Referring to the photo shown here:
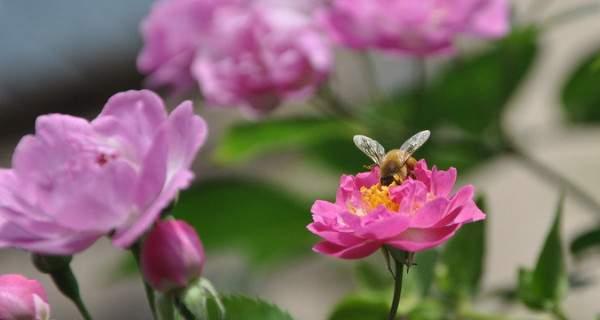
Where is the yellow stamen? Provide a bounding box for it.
[358,183,399,214]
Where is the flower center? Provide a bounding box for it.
[359,183,399,213]
[95,152,117,166]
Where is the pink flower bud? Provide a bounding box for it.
[0,274,50,320]
[141,220,206,292]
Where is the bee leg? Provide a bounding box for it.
[393,174,404,185]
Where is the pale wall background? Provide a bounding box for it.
[0,0,599,319]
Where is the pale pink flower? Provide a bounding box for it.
[141,220,205,292]
[307,160,485,259]
[0,90,207,254]
[193,5,332,115]
[0,274,50,320]
[137,0,245,90]
[318,0,509,55]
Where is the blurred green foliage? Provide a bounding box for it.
[214,117,361,165]
[570,226,600,258]
[437,196,487,301]
[207,295,294,320]
[328,294,389,320]
[518,195,567,315]
[173,178,314,266]
[562,47,600,123]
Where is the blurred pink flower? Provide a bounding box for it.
[307,160,485,259]
[318,0,509,55]
[138,0,245,90]
[0,90,207,254]
[193,5,332,115]
[0,274,50,320]
[141,219,205,292]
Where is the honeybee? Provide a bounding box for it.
[353,130,431,186]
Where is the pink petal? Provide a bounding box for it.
[307,223,363,246]
[468,0,509,37]
[50,160,138,232]
[410,198,450,228]
[0,218,99,255]
[310,200,342,222]
[313,240,381,259]
[165,101,208,181]
[431,167,456,197]
[134,125,169,210]
[112,170,194,248]
[387,224,460,252]
[355,211,410,240]
[97,90,168,153]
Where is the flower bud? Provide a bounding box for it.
[0,274,50,320]
[141,220,205,292]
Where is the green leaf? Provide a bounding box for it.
[562,47,600,123]
[412,250,438,297]
[407,299,445,320]
[355,261,392,292]
[518,194,568,312]
[420,138,496,173]
[172,178,313,266]
[428,27,539,134]
[570,226,600,257]
[306,137,371,174]
[328,293,389,320]
[438,196,487,300]
[207,295,294,320]
[214,117,359,165]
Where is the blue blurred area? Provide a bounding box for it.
[0,0,153,129]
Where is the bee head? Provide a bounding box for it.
[380,175,395,186]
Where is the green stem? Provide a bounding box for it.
[49,266,93,320]
[174,297,196,320]
[388,256,405,320]
[130,242,157,319]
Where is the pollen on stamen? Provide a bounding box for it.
[359,183,399,213]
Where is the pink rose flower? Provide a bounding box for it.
[138,0,244,91]
[192,5,332,115]
[141,219,205,292]
[0,90,207,254]
[0,274,50,320]
[318,0,509,55]
[307,160,485,259]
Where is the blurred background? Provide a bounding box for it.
[1,0,600,319]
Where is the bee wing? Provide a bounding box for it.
[353,135,386,165]
[397,130,431,165]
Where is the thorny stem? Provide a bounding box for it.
[130,242,157,320]
[388,252,405,320]
[504,140,600,218]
